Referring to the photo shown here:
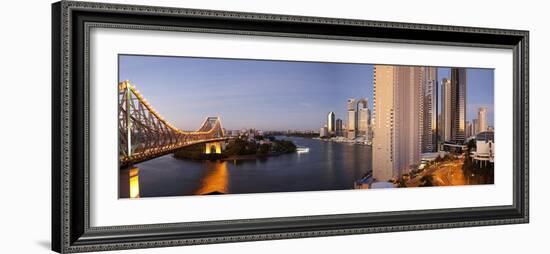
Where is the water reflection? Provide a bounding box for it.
[129,167,140,198]
[119,166,140,199]
[194,161,229,195]
[119,136,372,198]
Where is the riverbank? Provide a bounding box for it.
[312,136,372,146]
[173,136,297,161]
[220,151,291,161]
[127,136,372,197]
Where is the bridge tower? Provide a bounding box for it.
[205,142,223,154]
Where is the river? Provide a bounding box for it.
[119,136,372,198]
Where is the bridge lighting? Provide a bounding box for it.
[119,81,228,166]
[129,167,140,199]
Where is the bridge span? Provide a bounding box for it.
[118,81,231,167]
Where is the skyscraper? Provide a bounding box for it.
[347,98,357,139]
[372,65,422,181]
[473,119,479,136]
[478,107,488,133]
[319,125,328,138]
[465,121,472,138]
[335,118,343,137]
[327,112,336,135]
[372,65,394,181]
[421,67,438,153]
[357,98,370,137]
[450,68,467,143]
[440,78,452,142]
[437,113,442,145]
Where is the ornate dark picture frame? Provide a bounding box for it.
[52,1,529,253]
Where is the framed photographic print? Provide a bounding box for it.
[52,1,529,253]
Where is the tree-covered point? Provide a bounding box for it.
[173,137,297,161]
[224,137,297,155]
[224,138,257,156]
[172,142,218,160]
[271,139,297,153]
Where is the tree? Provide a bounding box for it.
[224,138,254,155]
[397,174,409,188]
[254,135,264,141]
[273,140,296,153]
[468,138,477,151]
[258,143,271,155]
[419,175,434,187]
[245,142,257,155]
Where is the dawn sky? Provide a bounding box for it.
[119,55,494,131]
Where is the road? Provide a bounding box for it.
[407,158,467,187]
[431,160,466,186]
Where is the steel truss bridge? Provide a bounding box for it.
[119,80,228,167]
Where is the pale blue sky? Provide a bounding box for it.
[438,68,495,127]
[119,55,494,131]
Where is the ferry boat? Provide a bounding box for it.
[296,146,310,153]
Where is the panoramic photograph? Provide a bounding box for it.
[118,54,495,199]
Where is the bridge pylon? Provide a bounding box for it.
[205,142,223,154]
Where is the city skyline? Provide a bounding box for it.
[118,55,496,197]
[119,55,494,131]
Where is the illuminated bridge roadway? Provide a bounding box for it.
[119,80,231,167]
